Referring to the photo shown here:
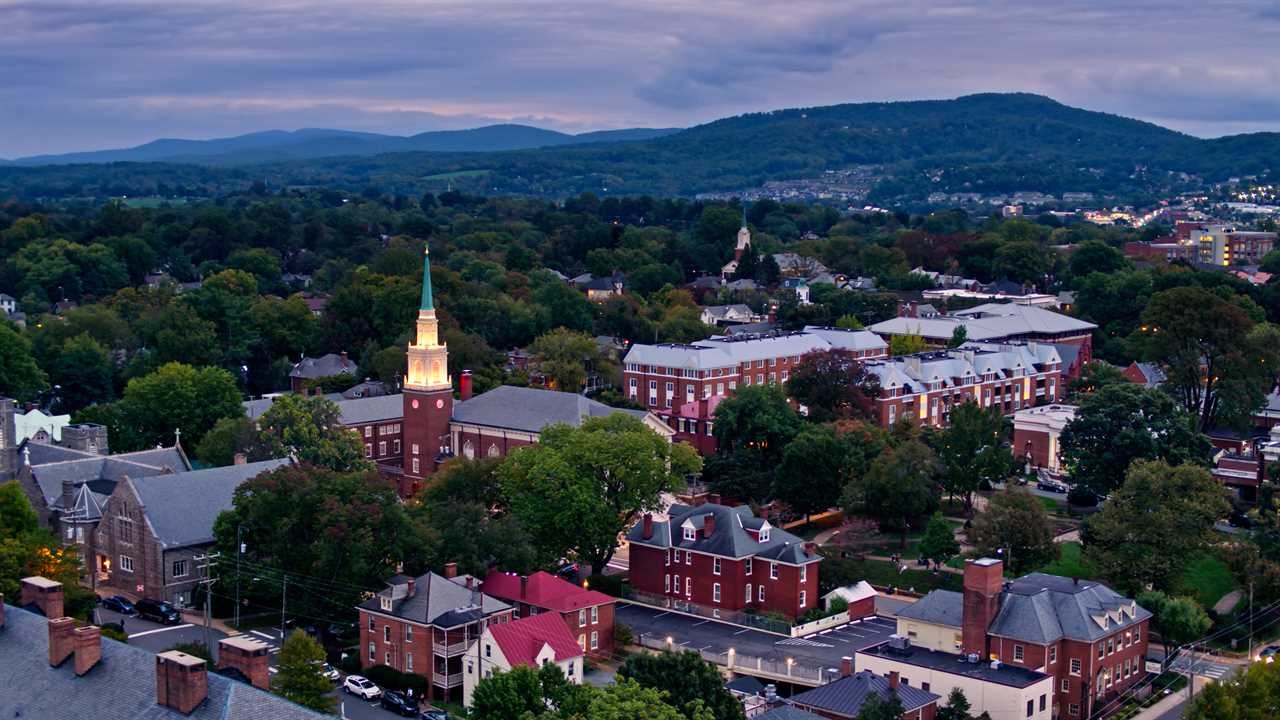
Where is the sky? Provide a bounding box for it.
[3,0,1280,157]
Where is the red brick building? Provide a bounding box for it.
[356,567,514,702]
[1012,404,1077,473]
[869,303,1095,363]
[894,559,1151,719]
[790,664,939,720]
[480,570,617,657]
[626,503,821,619]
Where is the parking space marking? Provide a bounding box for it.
[250,630,277,641]
[128,623,194,639]
[692,620,709,626]
[734,629,752,635]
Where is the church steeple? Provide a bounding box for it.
[405,245,449,392]
[401,241,454,491]
[420,245,434,311]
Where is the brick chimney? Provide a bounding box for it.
[840,656,852,677]
[73,625,102,676]
[406,577,416,598]
[707,493,721,506]
[702,512,716,538]
[217,636,270,690]
[520,575,528,599]
[641,513,653,540]
[21,577,64,619]
[48,616,76,666]
[962,558,1004,658]
[233,452,247,465]
[888,670,900,689]
[444,562,458,579]
[460,370,473,402]
[157,650,209,714]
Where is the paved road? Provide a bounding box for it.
[617,603,899,673]
[94,607,230,657]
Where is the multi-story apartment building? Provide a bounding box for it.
[480,570,617,658]
[886,559,1151,720]
[622,327,888,452]
[625,503,821,619]
[356,567,515,702]
[461,612,584,708]
[865,342,1063,428]
[1187,224,1277,266]
[869,304,1095,368]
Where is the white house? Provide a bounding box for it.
[462,612,584,708]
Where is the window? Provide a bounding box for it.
[756,359,764,368]
[1027,700,1034,718]
[172,560,188,578]
[364,426,372,438]
[1097,643,1105,660]
[393,440,401,454]
[578,609,586,626]
[770,562,778,580]
[406,653,413,672]
[412,443,419,455]
[384,626,390,643]
[405,626,413,642]
[746,584,752,603]
[385,652,391,666]
[1061,679,1069,692]
[713,583,721,603]
[412,458,420,474]
[591,606,598,624]
[1049,645,1057,664]
[673,575,679,593]
[800,590,807,607]
[800,564,807,582]
[65,526,74,541]
[756,373,764,384]
[683,527,695,541]
[365,443,373,458]
[1070,658,1081,676]
[118,516,134,545]
[922,682,930,692]
[685,577,691,596]
[686,550,692,565]
[369,643,375,661]
[119,555,134,573]
[888,405,896,424]
[369,617,375,631]
[760,527,770,543]
[745,558,752,575]
[485,643,491,658]
[1013,644,1024,662]
[378,441,386,456]
[758,586,765,602]
[713,558,721,575]
[578,635,587,652]
[590,631,598,650]
[1107,638,1114,655]
[1134,626,1140,642]
[1069,704,1079,717]
[665,574,671,592]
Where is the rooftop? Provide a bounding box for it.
[452,385,652,434]
[791,670,938,717]
[487,612,583,668]
[858,642,1049,688]
[357,572,510,628]
[481,570,615,613]
[626,503,820,564]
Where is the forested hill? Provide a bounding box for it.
[3,93,1279,201]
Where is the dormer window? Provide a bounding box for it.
[683,527,696,541]
[380,596,392,611]
[759,525,770,543]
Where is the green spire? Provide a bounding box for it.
[420,245,434,311]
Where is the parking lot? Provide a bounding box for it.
[616,602,901,674]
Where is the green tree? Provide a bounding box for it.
[50,334,114,413]
[1184,657,1280,720]
[992,240,1049,284]
[918,512,959,569]
[1137,591,1212,647]
[501,414,700,574]
[889,332,929,356]
[528,327,613,392]
[117,362,243,451]
[251,394,371,472]
[1066,361,1127,399]
[194,416,257,467]
[617,650,744,720]
[947,325,969,348]
[931,402,1012,513]
[967,486,1058,574]
[0,322,48,402]
[706,383,803,501]
[586,678,712,720]
[785,349,879,422]
[855,689,906,720]
[774,425,852,520]
[835,314,864,330]
[936,687,974,720]
[470,664,592,720]
[1082,461,1230,595]
[273,631,336,713]
[1067,240,1129,280]
[842,440,941,547]
[0,481,81,604]
[1059,383,1210,496]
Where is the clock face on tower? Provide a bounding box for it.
[436,399,445,409]
[411,399,420,410]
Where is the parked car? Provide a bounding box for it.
[556,561,579,580]
[309,660,340,682]
[1036,478,1069,494]
[1228,511,1255,529]
[98,595,136,615]
[135,598,181,625]
[420,710,449,720]
[342,675,382,699]
[380,691,418,717]
[1260,645,1280,663]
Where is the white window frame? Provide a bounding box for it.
[713,583,721,603]
[119,555,134,573]
[591,606,599,624]
[770,562,778,580]
[172,560,188,578]
[590,631,599,650]
[713,557,721,575]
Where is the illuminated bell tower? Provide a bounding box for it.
[401,245,453,493]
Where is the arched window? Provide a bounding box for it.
[487,443,500,458]
[462,440,475,459]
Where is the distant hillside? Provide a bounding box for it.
[3,94,1278,201]
[7,125,682,166]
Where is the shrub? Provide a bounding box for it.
[586,573,623,597]
[337,653,362,675]
[100,623,127,642]
[364,664,428,696]
[1068,486,1098,507]
[613,622,634,647]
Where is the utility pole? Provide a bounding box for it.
[1249,580,1255,662]
[280,574,288,644]
[194,552,219,655]
[234,525,243,629]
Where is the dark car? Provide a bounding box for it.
[1228,511,1254,529]
[420,711,449,720]
[135,598,181,625]
[380,691,417,717]
[556,561,579,580]
[98,595,136,615]
[1036,479,1069,494]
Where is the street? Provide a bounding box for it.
[93,606,229,657]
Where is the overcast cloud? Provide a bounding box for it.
[2,0,1279,157]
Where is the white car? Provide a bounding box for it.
[342,675,382,699]
[317,662,341,682]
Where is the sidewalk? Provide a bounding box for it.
[1129,676,1207,720]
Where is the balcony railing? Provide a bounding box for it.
[433,641,469,656]
[431,673,464,689]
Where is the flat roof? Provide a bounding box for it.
[220,636,270,653]
[858,643,1049,689]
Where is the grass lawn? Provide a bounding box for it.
[423,169,489,180]
[825,556,963,594]
[1037,541,1092,580]
[1182,554,1236,608]
[1036,495,1066,514]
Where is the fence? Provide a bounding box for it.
[621,588,792,635]
[636,632,832,685]
[790,610,851,638]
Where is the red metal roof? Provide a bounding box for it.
[488,612,583,667]
[481,571,615,613]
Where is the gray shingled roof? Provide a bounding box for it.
[626,503,821,564]
[896,590,964,628]
[289,352,356,379]
[792,670,938,717]
[869,303,1096,342]
[128,459,293,549]
[756,706,827,720]
[988,573,1152,644]
[0,604,326,720]
[356,572,510,628]
[30,446,188,507]
[242,393,402,427]
[452,385,637,433]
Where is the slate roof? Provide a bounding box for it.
[702,304,755,321]
[0,604,326,720]
[487,612,583,667]
[626,503,821,564]
[862,342,1060,395]
[726,675,765,695]
[792,670,938,717]
[988,573,1152,644]
[127,458,293,549]
[452,385,645,434]
[869,303,1095,342]
[896,590,964,628]
[242,393,403,427]
[30,445,188,509]
[624,328,885,372]
[289,352,355,379]
[756,706,827,720]
[357,572,511,628]
[481,570,615,613]
[1131,362,1167,388]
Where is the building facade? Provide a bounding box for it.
[461,612,584,708]
[626,503,821,619]
[401,247,455,496]
[480,570,617,657]
[1012,405,1077,473]
[869,304,1095,364]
